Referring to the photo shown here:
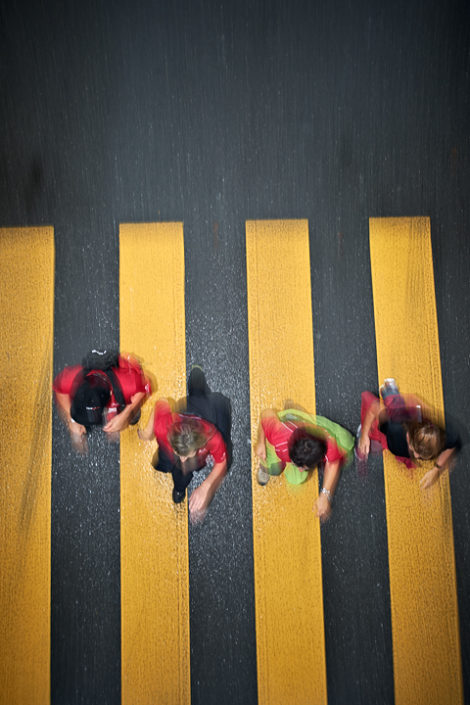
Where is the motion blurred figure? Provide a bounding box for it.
[255,405,354,521]
[356,378,461,488]
[54,349,151,452]
[139,367,231,523]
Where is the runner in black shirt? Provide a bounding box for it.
[357,379,461,489]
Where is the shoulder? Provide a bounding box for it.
[261,410,283,436]
[115,355,152,395]
[116,354,143,374]
[155,398,172,418]
[53,365,82,394]
[325,436,345,464]
[118,353,141,370]
[153,399,175,437]
[202,420,226,461]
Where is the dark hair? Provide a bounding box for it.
[288,428,327,469]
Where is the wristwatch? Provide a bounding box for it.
[320,487,332,503]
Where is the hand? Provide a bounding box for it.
[69,420,86,437]
[69,422,87,454]
[255,441,267,461]
[420,467,440,490]
[314,493,332,522]
[103,412,128,434]
[189,483,211,524]
[357,433,370,459]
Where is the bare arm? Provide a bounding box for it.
[189,459,227,523]
[137,404,156,441]
[314,460,340,522]
[55,391,72,423]
[358,397,383,456]
[103,391,146,434]
[255,409,277,461]
[55,390,87,453]
[55,391,87,437]
[420,447,457,490]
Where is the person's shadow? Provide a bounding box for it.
[177,367,233,470]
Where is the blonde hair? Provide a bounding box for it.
[406,421,445,460]
[169,418,208,456]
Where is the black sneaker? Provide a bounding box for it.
[172,487,186,504]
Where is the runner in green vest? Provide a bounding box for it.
[255,406,354,521]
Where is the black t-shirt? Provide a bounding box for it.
[379,418,462,458]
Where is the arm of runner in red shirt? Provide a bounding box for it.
[262,410,294,463]
[189,426,227,524]
[53,366,88,452]
[54,389,87,437]
[103,391,146,434]
[53,366,87,434]
[137,398,171,442]
[189,458,227,523]
[256,409,283,460]
[137,405,156,441]
[103,356,151,434]
[256,410,270,460]
[314,458,340,522]
[358,392,381,458]
[314,438,346,522]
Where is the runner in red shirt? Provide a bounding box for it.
[139,367,231,523]
[54,350,151,452]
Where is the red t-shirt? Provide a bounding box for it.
[53,355,151,415]
[262,414,344,466]
[153,399,226,465]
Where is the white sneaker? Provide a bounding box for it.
[257,467,270,485]
[380,378,399,399]
[354,425,362,460]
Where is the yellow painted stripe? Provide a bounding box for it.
[369,217,463,705]
[246,220,327,705]
[120,223,190,705]
[0,227,54,705]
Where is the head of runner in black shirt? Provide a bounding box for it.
[380,417,461,460]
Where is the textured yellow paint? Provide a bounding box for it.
[120,223,190,705]
[246,220,327,705]
[0,228,53,705]
[369,217,463,705]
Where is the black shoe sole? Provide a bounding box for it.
[172,489,186,504]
